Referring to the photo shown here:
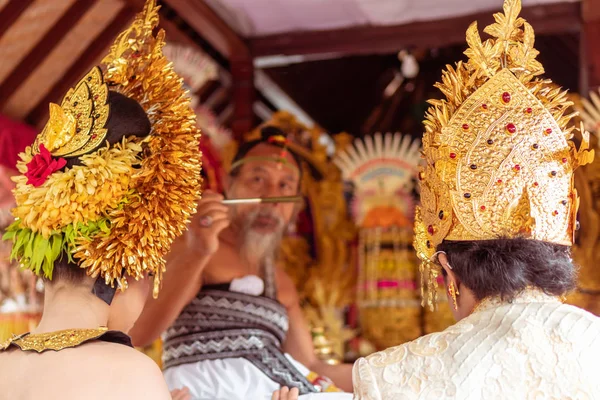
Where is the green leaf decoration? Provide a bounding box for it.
[1,216,112,281]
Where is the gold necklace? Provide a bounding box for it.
[1,327,108,353]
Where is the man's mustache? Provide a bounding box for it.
[246,209,284,226]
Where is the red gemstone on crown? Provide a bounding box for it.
[552,210,559,216]
[514,165,521,171]
[427,225,434,235]
[562,158,567,163]
[497,179,503,184]
[450,153,457,159]
[502,92,511,103]
[506,123,516,134]
[482,104,488,110]
[525,107,532,114]
[480,206,486,211]
[533,182,539,187]
[545,128,552,135]
[91,134,97,139]
[77,113,81,118]
[462,124,469,131]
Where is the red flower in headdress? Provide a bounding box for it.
[25,144,67,187]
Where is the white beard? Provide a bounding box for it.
[238,208,285,266]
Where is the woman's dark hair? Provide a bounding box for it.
[44,254,86,284]
[437,237,576,301]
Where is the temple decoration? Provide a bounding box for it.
[334,133,450,348]
[571,89,600,315]
[163,43,218,109]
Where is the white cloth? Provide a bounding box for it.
[352,290,600,399]
[165,354,351,400]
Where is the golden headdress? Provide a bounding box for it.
[3,0,201,297]
[416,0,594,308]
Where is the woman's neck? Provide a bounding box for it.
[34,284,109,334]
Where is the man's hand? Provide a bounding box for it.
[170,387,191,400]
[272,387,299,400]
[186,190,230,255]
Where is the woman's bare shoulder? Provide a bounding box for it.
[0,342,171,400]
[71,342,172,399]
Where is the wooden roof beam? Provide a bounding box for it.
[161,0,249,62]
[0,0,97,110]
[0,0,35,38]
[582,0,600,91]
[162,0,254,139]
[249,2,582,57]
[26,6,136,126]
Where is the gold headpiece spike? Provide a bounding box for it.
[33,66,110,157]
[43,103,77,152]
[415,0,594,310]
[101,0,159,86]
[575,122,594,167]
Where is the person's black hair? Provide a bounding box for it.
[44,255,86,284]
[437,237,576,301]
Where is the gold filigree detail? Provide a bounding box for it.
[416,0,594,309]
[34,67,109,158]
[1,327,108,353]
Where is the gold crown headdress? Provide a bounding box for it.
[415,0,594,309]
[3,0,201,298]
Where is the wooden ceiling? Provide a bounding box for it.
[0,0,597,140]
[0,0,262,134]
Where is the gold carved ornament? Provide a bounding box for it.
[416,0,594,310]
[33,67,109,158]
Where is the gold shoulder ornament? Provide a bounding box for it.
[416,0,594,309]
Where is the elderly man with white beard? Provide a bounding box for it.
[130,127,353,400]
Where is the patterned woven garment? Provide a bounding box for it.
[162,263,319,397]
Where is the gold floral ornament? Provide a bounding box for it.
[416,0,594,309]
[3,0,201,297]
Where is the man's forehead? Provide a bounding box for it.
[239,143,300,175]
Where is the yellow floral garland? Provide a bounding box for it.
[11,139,142,239]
